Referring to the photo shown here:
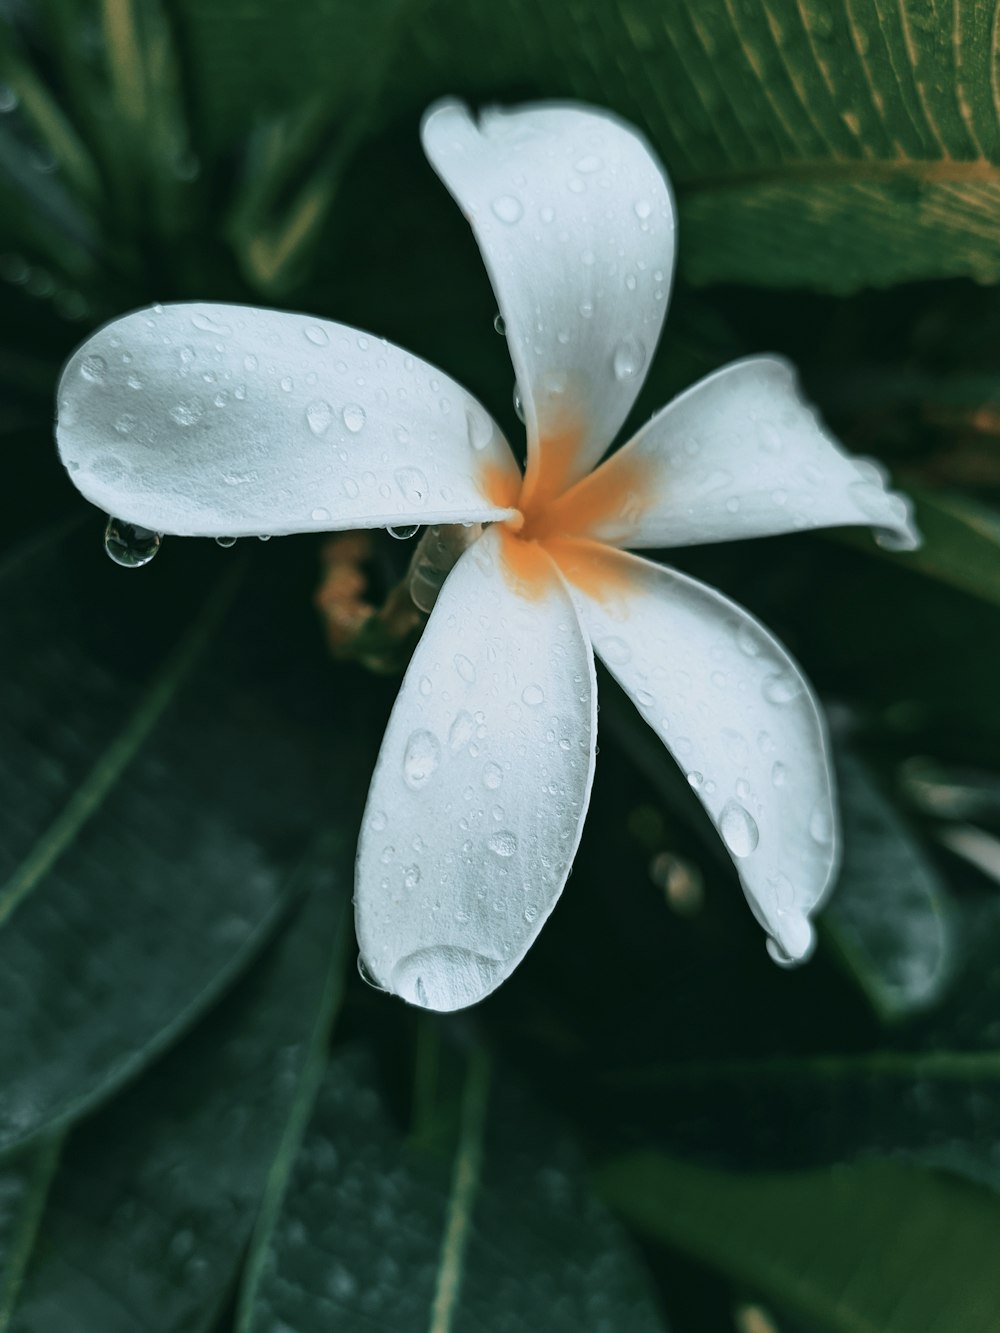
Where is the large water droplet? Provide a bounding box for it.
[104,517,161,568]
[403,729,441,789]
[512,384,526,423]
[491,194,523,223]
[388,524,419,540]
[718,800,759,858]
[80,354,107,384]
[763,671,803,705]
[342,403,367,433]
[391,946,503,1011]
[612,336,646,381]
[304,324,329,346]
[215,535,237,548]
[493,313,506,335]
[521,683,545,707]
[488,830,518,857]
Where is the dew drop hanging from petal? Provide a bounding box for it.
[104,517,162,568]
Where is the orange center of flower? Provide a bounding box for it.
[479,419,656,603]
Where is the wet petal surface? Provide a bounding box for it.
[355,526,597,1011]
[422,100,674,506]
[572,357,919,552]
[558,541,838,962]
[57,303,520,537]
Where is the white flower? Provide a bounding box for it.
[55,99,919,1012]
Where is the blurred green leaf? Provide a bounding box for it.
[0,1138,62,1324]
[600,1154,1000,1333]
[0,524,361,1157]
[885,490,1000,610]
[823,749,952,1021]
[5,868,351,1333]
[237,1039,667,1332]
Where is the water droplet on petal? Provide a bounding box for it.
[394,467,428,505]
[763,671,803,705]
[482,761,503,790]
[612,336,646,382]
[809,800,834,845]
[403,729,441,789]
[391,946,503,1010]
[493,312,506,335]
[488,830,518,857]
[454,653,476,683]
[575,153,602,173]
[170,398,204,427]
[215,535,237,548]
[771,761,787,788]
[491,194,523,223]
[342,403,366,433]
[634,198,652,219]
[388,524,419,540]
[521,683,545,707]
[311,507,331,522]
[403,864,421,889]
[598,635,632,666]
[304,324,329,346]
[104,517,161,568]
[512,384,526,423]
[718,800,759,858]
[80,354,107,384]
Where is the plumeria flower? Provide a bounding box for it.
[55,99,919,1012]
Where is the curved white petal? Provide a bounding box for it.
[574,357,920,552]
[356,525,597,1011]
[422,99,675,504]
[556,541,837,962]
[56,303,521,537]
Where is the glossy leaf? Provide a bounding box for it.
[6,868,351,1333]
[823,750,952,1021]
[238,1041,667,1333]
[176,0,1000,293]
[0,524,355,1155]
[600,1153,1000,1333]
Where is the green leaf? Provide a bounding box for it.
[174,0,1000,293]
[6,865,351,1333]
[238,1039,667,1332]
[600,1154,1000,1333]
[823,750,952,1021]
[0,524,358,1156]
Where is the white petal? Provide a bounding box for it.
[356,525,596,1011]
[573,357,919,551]
[559,542,837,962]
[56,303,521,536]
[422,99,675,503]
